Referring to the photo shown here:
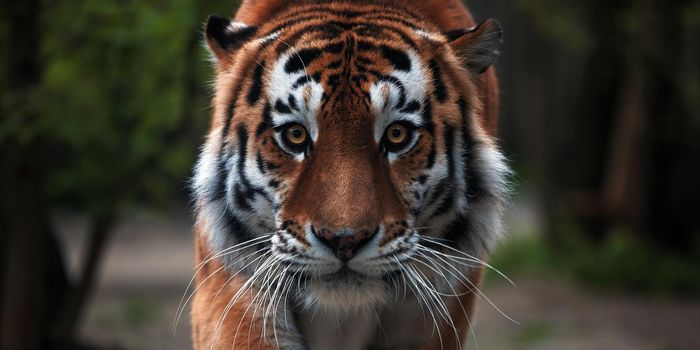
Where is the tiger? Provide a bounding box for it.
[188,0,509,349]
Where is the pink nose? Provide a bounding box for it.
[311,226,377,261]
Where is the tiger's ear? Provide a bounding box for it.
[204,15,257,62]
[445,19,503,74]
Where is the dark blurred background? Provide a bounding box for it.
[1,0,699,349]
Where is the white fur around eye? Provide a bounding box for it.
[371,50,428,143]
[267,52,323,143]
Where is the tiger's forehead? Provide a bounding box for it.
[262,26,432,144]
[253,2,444,49]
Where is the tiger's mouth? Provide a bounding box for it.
[318,265,370,281]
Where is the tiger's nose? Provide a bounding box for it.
[311,226,378,261]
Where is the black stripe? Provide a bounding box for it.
[275,99,293,114]
[422,98,435,135]
[234,183,253,211]
[400,100,420,114]
[434,188,455,215]
[206,17,257,52]
[274,24,345,55]
[423,98,437,169]
[236,125,250,184]
[356,40,376,52]
[263,7,420,43]
[235,127,251,182]
[293,75,311,89]
[430,60,448,103]
[284,48,322,73]
[325,41,345,54]
[444,125,456,178]
[374,75,406,108]
[442,215,469,248]
[217,79,245,202]
[281,41,345,73]
[288,95,299,111]
[234,125,254,212]
[212,157,228,201]
[247,62,265,105]
[256,152,267,174]
[224,209,256,243]
[256,104,272,137]
[458,98,483,199]
[327,60,343,69]
[234,125,275,211]
[275,19,419,56]
[427,179,449,207]
[431,125,457,215]
[255,122,268,138]
[426,143,437,169]
[380,45,411,71]
[327,74,341,88]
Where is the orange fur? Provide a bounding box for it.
[192,231,276,349]
[192,1,501,348]
[233,0,499,136]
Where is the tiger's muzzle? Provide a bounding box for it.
[311,226,378,261]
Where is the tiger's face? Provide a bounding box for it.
[194,4,507,310]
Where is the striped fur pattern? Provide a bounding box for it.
[189,1,508,349]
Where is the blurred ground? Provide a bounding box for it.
[55,208,700,350]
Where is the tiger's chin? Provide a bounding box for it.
[304,268,389,311]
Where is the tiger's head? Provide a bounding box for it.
[193,3,508,310]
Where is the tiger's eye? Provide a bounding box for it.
[286,124,307,145]
[386,123,408,145]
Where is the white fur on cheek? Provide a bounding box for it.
[192,127,227,249]
[466,142,511,251]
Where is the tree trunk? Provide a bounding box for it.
[56,215,115,338]
[1,0,47,348]
[1,145,48,350]
[1,0,71,348]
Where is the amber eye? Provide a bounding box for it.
[286,124,308,145]
[382,122,416,154]
[386,123,408,145]
[278,123,310,155]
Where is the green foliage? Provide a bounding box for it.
[512,321,557,346]
[2,0,240,216]
[564,229,700,295]
[514,0,592,53]
[40,0,204,214]
[123,297,160,327]
[488,233,552,278]
[490,228,700,296]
